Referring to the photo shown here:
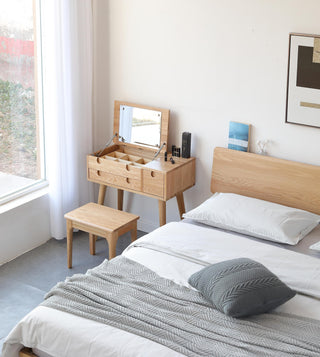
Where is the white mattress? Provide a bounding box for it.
[2,221,320,357]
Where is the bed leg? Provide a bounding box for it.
[19,347,38,357]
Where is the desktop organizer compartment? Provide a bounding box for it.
[87,144,164,197]
[102,151,151,167]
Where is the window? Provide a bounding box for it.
[0,0,45,204]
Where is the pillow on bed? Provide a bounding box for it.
[309,241,320,252]
[183,193,320,245]
[188,258,296,318]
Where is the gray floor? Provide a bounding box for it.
[0,230,146,354]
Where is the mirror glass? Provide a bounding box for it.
[119,105,162,147]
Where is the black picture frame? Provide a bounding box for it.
[285,33,320,128]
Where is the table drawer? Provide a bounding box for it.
[88,169,142,191]
[143,169,164,198]
[87,155,142,180]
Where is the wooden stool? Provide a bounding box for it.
[64,203,139,268]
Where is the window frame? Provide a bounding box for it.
[0,0,47,207]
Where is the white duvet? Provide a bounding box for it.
[2,222,320,357]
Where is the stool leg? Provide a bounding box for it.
[89,234,96,255]
[106,232,118,260]
[131,223,137,242]
[67,220,73,268]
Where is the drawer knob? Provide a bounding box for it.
[96,157,101,164]
[151,171,155,177]
[97,170,101,176]
[126,177,130,183]
[126,164,129,171]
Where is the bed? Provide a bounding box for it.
[3,147,320,357]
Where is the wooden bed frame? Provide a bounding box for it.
[211,147,320,215]
[18,147,320,357]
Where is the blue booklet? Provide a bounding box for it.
[228,121,250,152]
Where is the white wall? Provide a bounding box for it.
[93,0,320,232]
[0,195,51,265]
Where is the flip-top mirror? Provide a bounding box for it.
[114,101,170,151]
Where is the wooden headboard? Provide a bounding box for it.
[211,147,320,215]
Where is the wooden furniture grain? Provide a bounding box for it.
[211,147,320,215]
[64,203,139,268]
[87,101,196,226]
[18,147,320,357]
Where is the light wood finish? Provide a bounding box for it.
[92,155,143,179]
[98,184,107,205]
[19,147,320,357]
[118,189,124,210]
[313,37,320,63]
[88,148,195,225]
[19,348,37,357]
[143,169,164,197]
[96,183,107,250]
[165,158,196,200]
[64,203,139,267]
[66,220,73,269]
[113,100,170,153]
[211,147,320,215]
[158,200,166,226]
[300,101,320,110]
[90,169,142,192]
[89,233,96,255]
[88,100,195,226]
[175,192,186,219]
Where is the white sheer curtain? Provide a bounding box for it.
[41,0,94,239]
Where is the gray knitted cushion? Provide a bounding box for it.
[188,258,296,318]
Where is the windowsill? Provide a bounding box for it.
[0,181,49,214]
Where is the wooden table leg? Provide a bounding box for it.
[90,187,103,257]
[106,232,118,260]
[158,200,166,226]
[66,220,73,268]
[89,234,96,255]
[175,191,186,219]
[131,223,137,242]
[117,189,124,211]
[98,184,107,205]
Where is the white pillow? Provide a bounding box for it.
[183,193,320,245]
[309,241,320,252]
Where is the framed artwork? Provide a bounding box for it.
[228,121,251,152]
[285,33,320,128]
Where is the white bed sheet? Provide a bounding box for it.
[3,222,320,357]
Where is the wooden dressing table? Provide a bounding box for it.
[87,101,195,226]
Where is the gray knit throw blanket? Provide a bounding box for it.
[42,256,320,357]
